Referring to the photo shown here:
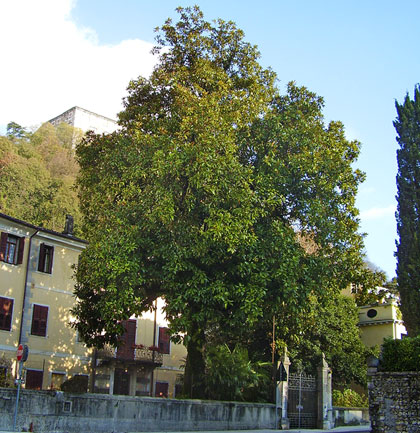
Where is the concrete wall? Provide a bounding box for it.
[368,371,420,433]
[332,407,369,427]
[0,388,276,432]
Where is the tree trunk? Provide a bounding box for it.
[183,327,206,399]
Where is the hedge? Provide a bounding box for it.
[380,336,420,372]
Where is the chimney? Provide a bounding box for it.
[63,215,74,236]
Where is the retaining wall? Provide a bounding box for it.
[368,371,420,433]
[332,407,369,427]
[0,388,276,432]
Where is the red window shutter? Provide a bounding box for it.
[116,320,136,360]
[31,305,48,337]
[158,327,170,354]
[0,232,7,261]
[0,297,14,331]
[38,244,46,272]
[48,246,54,273]
[16,236,24,265]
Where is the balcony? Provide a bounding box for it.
[96,344,163,366]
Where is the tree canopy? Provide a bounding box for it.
[394,84,420,336]
[73,6,369,398]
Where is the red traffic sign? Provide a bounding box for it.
[17,344,24,361]
[17,344,28,362]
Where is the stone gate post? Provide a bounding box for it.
[277,348,291,430]
[317,353,333,429]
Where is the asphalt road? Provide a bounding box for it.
[1,426,371,433]
[145,426,371,433]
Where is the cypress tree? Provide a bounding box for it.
[394,85,420,336]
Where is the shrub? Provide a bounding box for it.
[380,336,420,372]
[205,344,270,402]
[333,389,368,408]
[0,355,15,388]
[61,375,89,393]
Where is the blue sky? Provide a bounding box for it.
[1,0,420,279]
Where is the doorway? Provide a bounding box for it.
[114,368,130,395]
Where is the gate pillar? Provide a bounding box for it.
[317,353,333,429]
[277,348,291,430]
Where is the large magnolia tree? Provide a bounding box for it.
[73,7,367,397]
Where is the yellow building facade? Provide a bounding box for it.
[93,297,186,398]
[0,213,186,397]
[0,212,90,389]
[358,302,407,348]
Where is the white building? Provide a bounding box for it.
[48,106,119,135]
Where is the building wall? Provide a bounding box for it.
[140,297,186,397]
[1,213,186,395]
[0,218,33,374]
[48,107,118,135]
[358,303,406,348]
[0,214,90,389]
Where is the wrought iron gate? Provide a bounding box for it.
[287,371,317,428]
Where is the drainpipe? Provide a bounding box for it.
[19,230,38,345]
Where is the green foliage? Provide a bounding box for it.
[205,344,270,402]
[350,261,390,306]
[60,375,89,393]
[0,354,15,388]
[394,85,420,337]
[74,6,277,389]
[6,121,29,140]
[265,293,372,387]
[333,389,368,408]
[74,6,368,399]
[0,122,81,233]
[380,336,420,372]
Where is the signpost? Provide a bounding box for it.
[13,344,28,431]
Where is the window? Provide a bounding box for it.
[367,309,378,318]
[0,233,24,265]
[0,297,13,331]
[38,243,54,273]
[31,304,48,337]
[155,381,169,398]
[50,372,65,390]
[158,327,170,354]
[25,369,43,390]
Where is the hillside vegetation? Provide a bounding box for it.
[0,122,82,235]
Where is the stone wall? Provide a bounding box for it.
[368,371,420,433]
[0,388,276,432]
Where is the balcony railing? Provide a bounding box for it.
[97,344,163,365]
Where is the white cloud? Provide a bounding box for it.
[360,205,396,220]
[0,0,156,129]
